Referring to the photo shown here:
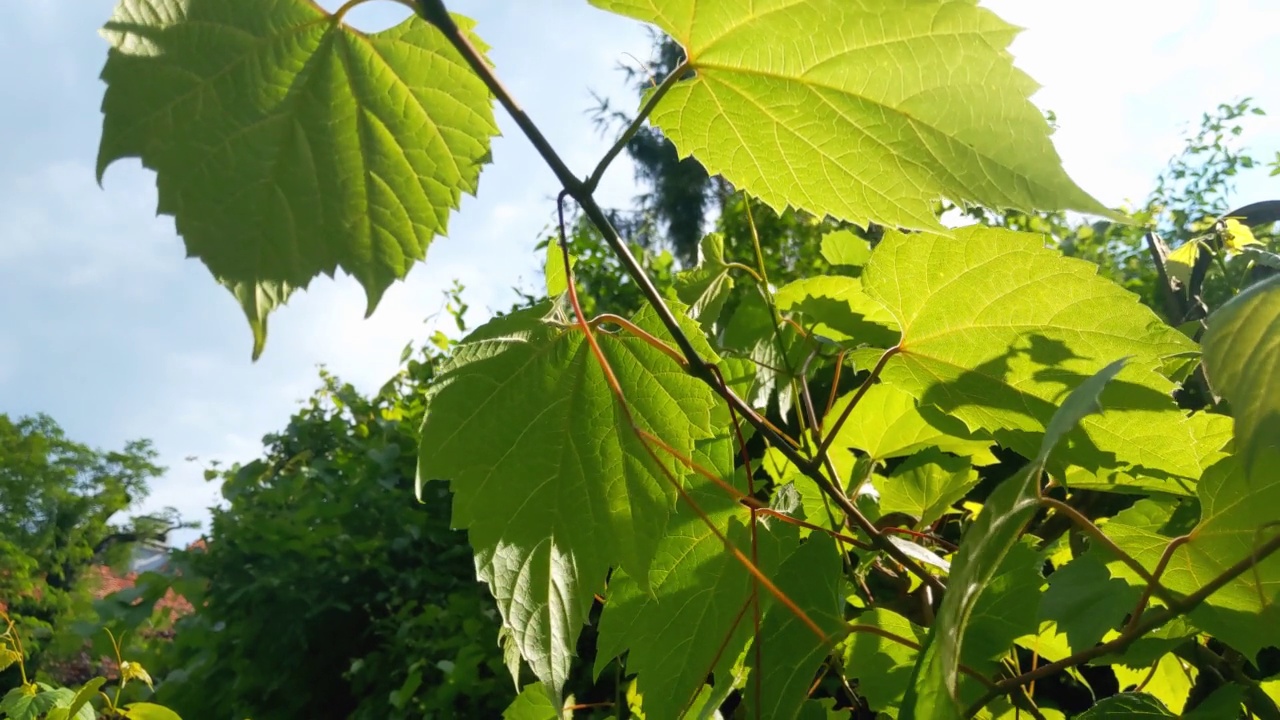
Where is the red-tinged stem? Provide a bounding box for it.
[754,509,874,551]
[589,313,687,367]
[1125,535,1190,633]
[824,350,848,422]
[815,346,900,459]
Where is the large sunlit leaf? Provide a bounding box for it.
[98,0,498,357]
[903,359,1126,720]
[1039,552,1139,652]
[590,0,1117,233]
[417,305,720,697]
[862,227,1218,482]
[825,383,997,465]
[775,276,900,347]
[1202,274,1280,480]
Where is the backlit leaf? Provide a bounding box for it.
[820,230,871,271]
[744,534,845,720]
[873,449,981,529]
[1040,552,1139,651]
[862,227,1215,482]
[98,0,498,356]
[502,685,560,720]
[590,0,1117,232]
[418,305,720,696]
[675,234,736,331]
[775,276,900,347]
[1202,274,1280,479]
[825,383,997,465]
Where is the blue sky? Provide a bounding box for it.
[1,1,1276,545]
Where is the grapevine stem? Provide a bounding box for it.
[1125,535,1190,633]
[1039,497,1177,606]
[416,0,945,597]
[589,313,687,366]
[814,346,899,459]
[585,60,690,193]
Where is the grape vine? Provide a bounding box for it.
[94,0,1280,718]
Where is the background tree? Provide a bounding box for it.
[0,413,169,689]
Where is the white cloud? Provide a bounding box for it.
[983,0,1280,208]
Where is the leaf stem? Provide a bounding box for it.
[589,313,687,366]
[1124,535,1190,633]
[815,346,900,459]
[585,60,690,193]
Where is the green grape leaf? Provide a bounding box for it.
[826,384,997,465]
[1112,655,1195,715]
[903,358,1127,719]
[745,534,846,720]
[122,703,184,720]
[590,0,1117,232]
[1202,274,1280,480]
[1,685,55,720]
[863,227,1214,482]
[545,240,577,297]
[98,0,498,357]
[963,539,1044,665]
[1039,552,1140,651]
[820,230,872,271]
[597,418,762,720]
[775,276,900,347]
[64,678,105,720]
[1183,685,1246,720]
[1076,693,1175,719]
[874,449,981,528]
[502,684,560,720]
[675,234,736,331]
[597,514,782,720]
[418,306,720,697]
[845,609,929,715]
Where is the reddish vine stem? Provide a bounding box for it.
[552,193,828,644]
[589,314,687,367]
[416,0,945,601]
[824,350,848,421]
[814,346,900,459]
[1125,535,1190,633]
[966,531,1280,717]
[712,364,766,717]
